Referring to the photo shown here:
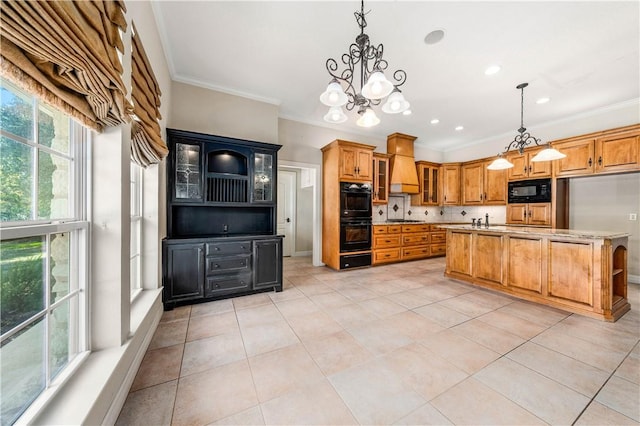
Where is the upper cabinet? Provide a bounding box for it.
[442,163,461,205]
[373,153,391,204]
[554,127,640,177]
[507,147,552,181]
[174,142,203,202]
[339,143,374,182]
[253,152,274,202]
[462,159,507,205]
[413,161,441,206]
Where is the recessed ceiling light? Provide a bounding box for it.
[536,97,551,104]
[402,109,412,116]
[455,126,464,131]
[430,118,440,124]
[424,29,445,45]
[484,65,501,75]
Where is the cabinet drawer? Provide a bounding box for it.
[430,244,447,255]
[402,245,430,260]
[429,224,444,232]
[374,235,402,248]
[373,225,388,234]
[402,224,430,233]
[205,273,251,296]
[373,248,401,264]
[206,254,251,274]
[206,241,251,256]
[388,225,402,234]
[402,234,430,246]
[430,232,446,243]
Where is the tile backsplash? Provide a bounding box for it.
[373,194,507,224]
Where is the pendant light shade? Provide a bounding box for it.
[531,144,567,162]
[361,71,394,100]
[356,108,380,127]
[320,79,348,107]
[487,155,514,170]
[382,88,410,114]
[323,106,348,123]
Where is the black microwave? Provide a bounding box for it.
[508,178,552,203]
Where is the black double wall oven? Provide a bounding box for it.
[339,182,372,268]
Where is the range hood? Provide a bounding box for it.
[387,133,419,194]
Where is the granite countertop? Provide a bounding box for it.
[437,224,630,239]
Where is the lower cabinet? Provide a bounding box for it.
[372,223,446,265]
[163,236,283,310]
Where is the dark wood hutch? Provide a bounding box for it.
[162,128,283,310]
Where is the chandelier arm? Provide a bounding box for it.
[391,69,407,87]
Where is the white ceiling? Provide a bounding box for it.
[152,1,639,151]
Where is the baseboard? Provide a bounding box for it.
[293,250,312,257]
[629,274,640,284]
[102,292,163,424]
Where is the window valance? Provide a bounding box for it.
[131,23,167,167]
[0,0,130,131]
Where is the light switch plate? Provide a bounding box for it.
[629,213,637,221]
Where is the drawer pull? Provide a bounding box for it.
[214,247,220,251]
[385,240,392,243]
[214,264,220,268]
[241,245,246,249]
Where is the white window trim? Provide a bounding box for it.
[130,162,143,301]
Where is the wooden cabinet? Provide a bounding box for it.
[339,144,373,181]
[372,223,444,264]
[163,129,283,309]
[442,163,461,205]
[373,153,391,204]
[506,203,551,226]
[444,227,630,321]
[461,162,484,205]
[412,161,441,205]
[507,147,552,180]
[322,139,376,270]
[554,127,640,177]
[461,160,507,205]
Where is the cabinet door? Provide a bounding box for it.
[356,149,373,180]
[554,139,595,177]
[595,134,640,173]
[414,164,440,205]
[527,150,552,178]
[506,204,527,225]
[527,203,551,226]
[473,233,504,284]
[174,143,203,201]
[339,146,358,179]
[429,166,440,205]
[373,155,389,204]
[447,231,472,276]
[507,153,528,180]
[462,162,484,205]
[442,164,461,205]
[253,239,283,290]
[548,240,593,305]
[164,243,204,303]
[253,152,274,202]
[484,163,507,204]
[507,237,543,294]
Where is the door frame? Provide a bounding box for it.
[278,160,323,266]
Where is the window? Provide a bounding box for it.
[1,81,88,424]
[130,162,143,299]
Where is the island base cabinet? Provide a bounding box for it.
[507,237,543,294]
[444,228,630,322]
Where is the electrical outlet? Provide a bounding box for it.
[630,213,638,221]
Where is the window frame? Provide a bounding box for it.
[0,81,90,424]
[130,162,143,300]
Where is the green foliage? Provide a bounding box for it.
[0,239,45,334]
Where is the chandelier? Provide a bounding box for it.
[319,0,410,127]
[487,82,565,170]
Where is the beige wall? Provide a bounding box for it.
[169,82,279,144]
[569,173,640,281]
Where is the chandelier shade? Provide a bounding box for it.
[324,106,348,123]
[320,0,408,126]
[487,82,564,170]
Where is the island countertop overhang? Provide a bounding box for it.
[436,224,630,240]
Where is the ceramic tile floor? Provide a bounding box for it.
[117,256,640,425]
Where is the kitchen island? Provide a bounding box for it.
[439,225,630,322]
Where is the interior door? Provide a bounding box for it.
[277,170,296,256]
